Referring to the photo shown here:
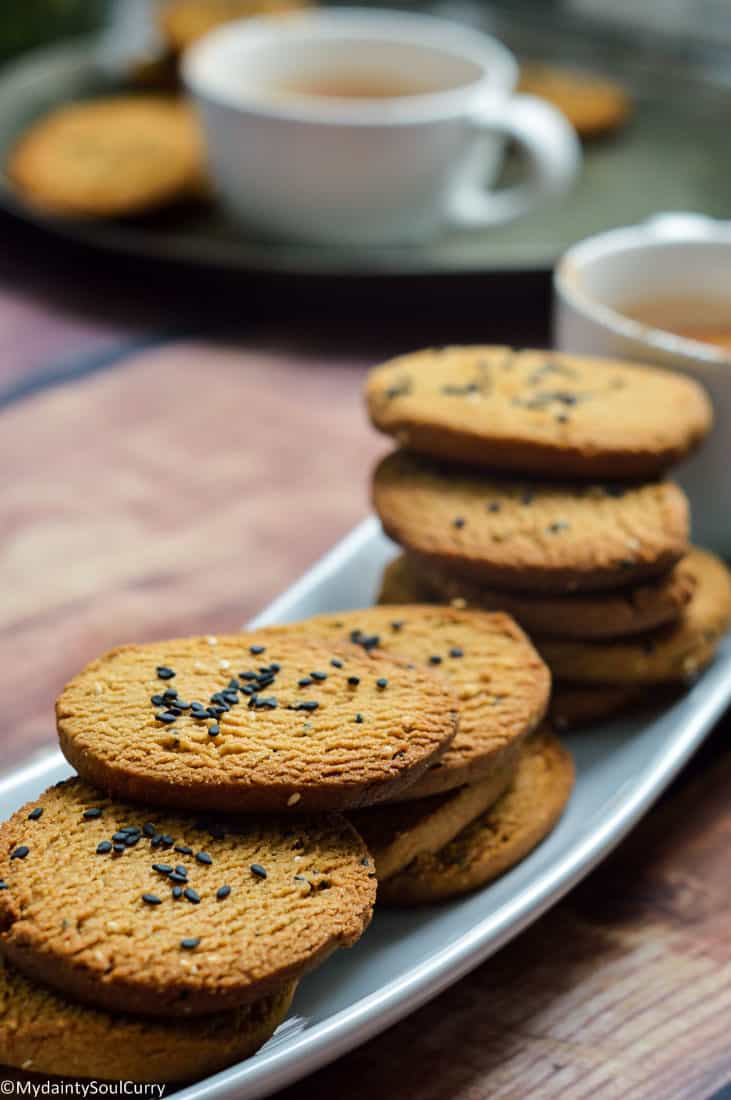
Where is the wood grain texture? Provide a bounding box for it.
[1,329,731,1098]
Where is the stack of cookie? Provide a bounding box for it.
[0,614,569,1079]
[365,345,731,728]
[0,631,461,1081]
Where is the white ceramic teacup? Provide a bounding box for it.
[554,213,731,557]
[183,7,580,246]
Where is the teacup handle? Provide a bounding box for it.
[448,94,581,229]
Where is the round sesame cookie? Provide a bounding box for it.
[517,65,631,139]
[537,548,731,684]
[349,758,516,881]
[365,347,711,479]
[0,778,375,1017]
[373,451,689,593]
[56,633,458,812]
[378,730,574,905]
[0,957,295,1082]
[260,606,550,799]
[381,552,696,640]
[160,0,309,52]
[8,97,204,218]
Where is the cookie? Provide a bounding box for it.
[349,757,516,881]
[365,347,712,479]
[383,552,696,640]
[517,64,631,139]
[260,606,550,798]
[550,683,647,729]
[8,96,204,218]
[57,633,458,812]
[160,0,309,53]
[378,729,574,905]
[0,956,295,1082]
[373,451,689,593]
[0,778,375,1017]
[537,548,731,684]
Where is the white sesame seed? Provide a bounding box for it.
[287,793,301,806]
[207,636,218,646]
[93,682,103,695]
[219,659,230,669]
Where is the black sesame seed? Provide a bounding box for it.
[390,620,404,631]
[124,834,140,847]
[112,844,126,854]
[310,671,327,682]
[175,700,191,710]
[27,808,43,821]
[196,852,213,865]
[142,893,162,906]
[217,885,231,900]
[152,863,173,875]
[208,706,225,718]
[269,662,281,673]
[142,822,156,837]
[453,517,465,529]
[156,711,177,724]
[240,685,257,696]
[429,655,442,665]
[160,835,174,847]
[184,888,200,904]
[150,694,164,706]
[208,724,220,736]
[348,676,360,686]
[96,840,113,855]
[548,521,570,534]
[112,832,129,843]
[156,667,175,680]
[450,647,464,658]
[174,845,193,855]
[360,857,370,866]
[239,671,258,681]
[227,678,240,691]
[83,808,103,820]
[249,645,265,655]
[0,881,7,890]
[162,689,178,701]
[172,886,183,899]
[376,678,388,689]
[169,871,187,884]
[295,701,319,712]
[180,938,200,950]
[175,864,188,877]
[255,697,278,709]
[150,835,163,848]
[355,713,364,724]
[250,863,267,879]
[330,658,344,668]
[222,691,239,704]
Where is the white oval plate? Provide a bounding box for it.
[3,516,730,1098]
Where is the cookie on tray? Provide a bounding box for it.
[56,633,458,812]
[517,64,631,139]
[365,346,711,478]
[537,548,731,684]
[373,451,689,592]
[8,96,204,218]
[0,956,295,1082]
[383,552,696,640]
[0,778,376,1017]
[260,606,550,799]
[349,757,516,880]
[379,729,574,905]
[160,0,309,53]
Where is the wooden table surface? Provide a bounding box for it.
[1,215,730,1100]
